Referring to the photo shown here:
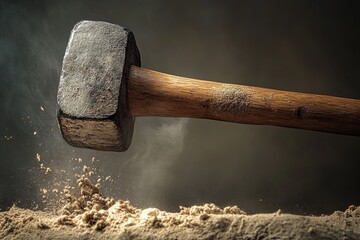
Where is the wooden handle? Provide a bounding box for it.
[128,66,360,136]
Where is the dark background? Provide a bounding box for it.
[1,0,359,215]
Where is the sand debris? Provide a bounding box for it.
[45,167,52,174]
[4,135,12,140]
[1,157,359,239]
[1,202,359,239]
[83,165,89,173]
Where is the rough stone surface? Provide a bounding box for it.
[57,21,140,151]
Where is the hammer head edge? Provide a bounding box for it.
[57,20,140,151]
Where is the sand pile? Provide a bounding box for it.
[0,157,359,239]
[1,202,360,239]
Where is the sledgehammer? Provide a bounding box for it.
[57,21,360,152]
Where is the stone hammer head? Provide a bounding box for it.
[57,21,140,151]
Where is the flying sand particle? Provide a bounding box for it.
[36,153,41,162]
[83,165,89,172]
[45,168,52,174]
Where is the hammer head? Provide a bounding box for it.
[57,21,140,151]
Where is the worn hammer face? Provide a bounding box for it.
[57,21,140,151]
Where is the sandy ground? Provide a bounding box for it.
[1,202,359,239]
[1,160,359,239]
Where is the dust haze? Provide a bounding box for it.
[0,0,359,215]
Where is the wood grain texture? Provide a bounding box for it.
[128,66,360,136]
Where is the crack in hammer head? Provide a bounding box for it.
[57,21,141,151]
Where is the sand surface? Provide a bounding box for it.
[1,203,360,239]
[1,158,359,239]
